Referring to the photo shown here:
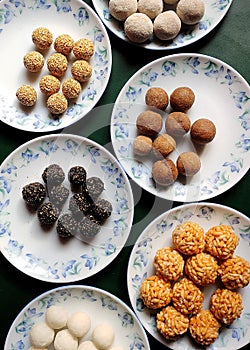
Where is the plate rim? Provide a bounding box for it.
[110,52,250,202]
[127,201,250,349]
[0,0,112,133]
[0,133,134,283]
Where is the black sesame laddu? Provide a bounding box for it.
[48,184,69,209]
[84,176,104,201]
[68,166,87,186]
[69,193,93,219]
[78,215,101,238]
[56,213,78,238]
[92,198,113,225]
[37,201,59,226]
[22,182,46,208]
[42,164,65,187]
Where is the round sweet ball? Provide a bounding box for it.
[47,93,68,115]
[191,118,216,144]
[45,305,68,330]
[67,311,91,338]
[23,51,44,72]
[42,163,65,186]
[154,246,184,282]
[16,84,37,106]
[22,182,46,207]
[152,133,176,158]
[185,252,218,286]
[62,78,82,99]
[54,329,78,350]
[29,322,55,348]
[32,27,53,50]
[154,10,181,41]
[78,341,98,350]
[165,111,191,137]
[140,275,172,309]
[37,201,59,226]
[40,75,61,96]
[172,221,205,255]
[109,0,137,21]
[172,277,204,315]
[73,38,95,60]
[218,255,250,290]
[170,86,195,112]
[210,288,243,325]
[71,60,92,83]
[145,87,169,110]
[152,159,178,186]
[136,110,163,137]
[156,306,189,340]
[47,53,68,78]
[133,135,152,156]
[176,151,201,176]
[137,0,163,20]
[92,323,115,350]
[54,34,74,55]
[205,225,239,260]
[124,13,153,43]
[176,0,205,25]
[189,310,220,346]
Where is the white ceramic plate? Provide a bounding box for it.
[127,202,250,350]
[4,285,151,350]
[0,134,134,282]
[0,0,112,132]
[92,0,233,50]
[110,53,250,202]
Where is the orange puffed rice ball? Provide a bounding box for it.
[140,275,172,309]
[172,221,205,256]
[218,255,250,290]
[156,305,189,340]
[189,310,220,346]
[210,288,243,325]
[154,246,184,282]
[172,277,204,315]
[205,225,239,260]
[73,38,95,60]
[185,252,218,286]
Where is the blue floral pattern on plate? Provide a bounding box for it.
[92,0,233,50]
[4,285,150,350]
[0,0,112,132]
[110,53,250,202]
[127,203,250,350]
[0,134,134,282]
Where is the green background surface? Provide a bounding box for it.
[0,0,249,349]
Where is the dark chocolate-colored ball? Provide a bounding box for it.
[42,164,65,187]
[48,184,69,208]
[92,198,113,224]
[78,215,101,238]
[68,166,87,186]
[37,201,59,226]
[22,182,46,208]
[56,213,78,238]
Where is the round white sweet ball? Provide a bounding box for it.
[92,323,115,350]
[45,305,68,329]
[78,340,98,350]
[29,322,54,348]
[176,0,205,25]
[67,311,91,338]
[109,0,137,21]
[54,329,78,350]
[154,10,181,40]
[137,0,163,19]
[124,13,153,43]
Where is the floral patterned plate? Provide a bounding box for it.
[110,53,250,202]
[92,0,233,50]
[0,134,134,282]
[4,285,150,350]
[0,0,112,132]
[127,202,250,350]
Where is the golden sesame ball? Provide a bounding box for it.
[189,310,220,346]
[152,134,176,158]
[47,53,68,78]
[140,275,172,309]
[152,159,178,187]
[54,34,74,55]
[205,225,239,260]
[172,277,204,315]
[62,78,82,99]
[218,255,250,290]
[210,288,243,325]
[170,86,195,112]
[23,51,44,72]
[47,93,68,115]
[156,306,189,340]
[32,27,53,50]
[40,75,61,96]
[133,135,152,156]
[16,85,37,106]
[185,252,218,286]
[172,221,205,256]
[154,246,184,282]
[71,60,92,83]
[176,152,201,176]
[72,38,95,60]
[145,87,169,111]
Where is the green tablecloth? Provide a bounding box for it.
[0,0,249,349]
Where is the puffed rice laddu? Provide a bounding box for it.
[140,275,172,309]
[218,255,250,290]
[185,252,218,286]
[172,221,205,255]
[154,246,184,282]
